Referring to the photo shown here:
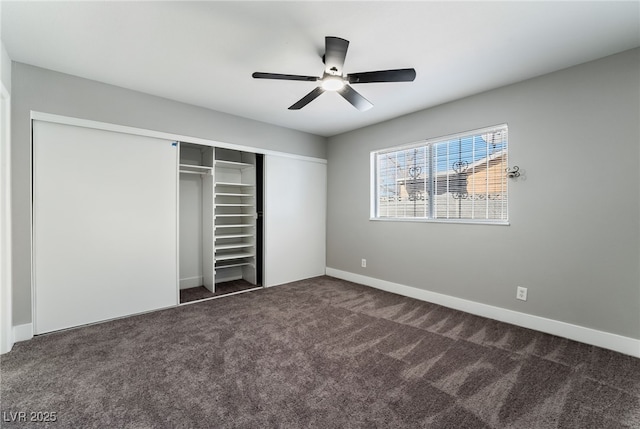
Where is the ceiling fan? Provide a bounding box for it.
[252,36,416,111]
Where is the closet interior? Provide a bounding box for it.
[178,143,261,303]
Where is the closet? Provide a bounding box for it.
[178,143,260,301]
[32,115,324,335]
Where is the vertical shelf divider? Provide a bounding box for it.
[202,148,215,293]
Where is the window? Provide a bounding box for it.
[371,125,508,224]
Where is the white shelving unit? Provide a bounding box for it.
[214,148,257,284]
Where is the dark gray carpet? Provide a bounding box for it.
[180,279,260,304]
[1,276,639,428]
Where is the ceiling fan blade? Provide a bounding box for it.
[347,68,416,84]
[324,36,349,74]
[288,87,325,110]
[252,72,319,82]
[338,85,373,111]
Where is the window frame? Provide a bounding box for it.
[370,124,509,225]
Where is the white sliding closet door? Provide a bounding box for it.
[33,121,177,334]
[264,155,326,286]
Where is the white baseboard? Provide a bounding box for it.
[13,323,33,343]
[179,276,203,290]
[325,268,640,358]
[0,337,13,354]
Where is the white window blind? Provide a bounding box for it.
[372,125,508,223]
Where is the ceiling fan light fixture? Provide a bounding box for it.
[321,76,345,91]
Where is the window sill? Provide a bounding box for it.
[369,217,510,226]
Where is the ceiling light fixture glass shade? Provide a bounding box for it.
[321,76,346,91]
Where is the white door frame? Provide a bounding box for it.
[1,81,13,353]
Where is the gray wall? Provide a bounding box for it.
[11,62,326,326]
[327,48,640,339]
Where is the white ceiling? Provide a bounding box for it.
[2,1,639,137]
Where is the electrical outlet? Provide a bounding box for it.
[361,259,367,268]
[516,286,528,301]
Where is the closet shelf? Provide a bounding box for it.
[179,163,213,170]
[215,160,254,169]
[216,203,254,207]
[215,192,254,197]
[215,182,254,187]
[215,214,254,218]
[216,261,254,269]
[179,164,213,175]
[215,243,253,251]
[215,251,255,261]
[215,224,255,229]
[215,233,254,240]
[180,170,210,175]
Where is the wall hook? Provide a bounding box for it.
[506,166,520,178]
